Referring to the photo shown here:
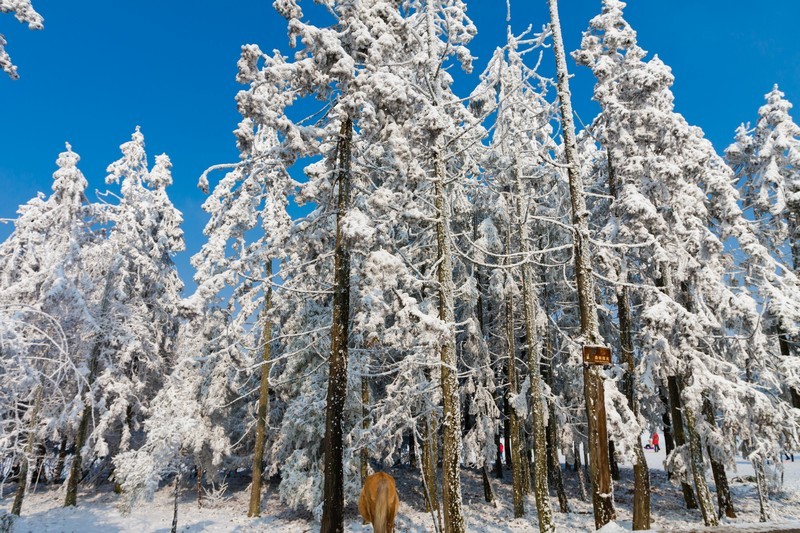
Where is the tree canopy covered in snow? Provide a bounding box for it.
[2,0,800,531]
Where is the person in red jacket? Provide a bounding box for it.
[652,432,660,452]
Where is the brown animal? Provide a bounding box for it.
[358,472,399,533]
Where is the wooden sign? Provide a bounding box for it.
[583,345,612,365]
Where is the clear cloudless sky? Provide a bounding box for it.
[2,0,800,293]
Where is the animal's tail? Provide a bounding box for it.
[372,478,389,533]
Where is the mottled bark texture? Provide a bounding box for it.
[320,117,353,533]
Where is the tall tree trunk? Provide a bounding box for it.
[702,400,735,519]
[619,297,652,530]
[248,260,273,518]
[512,170,555,530]
[320,117,353,533]
[481,466,495,503]
[425,2,465,528]
[503,249,525,518]
[548,0,614,527]
[521,431,532,496]
[12,387,42,516]
[667,376,698,509]
[433,150,465,533]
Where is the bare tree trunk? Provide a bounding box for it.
[320,117,353,533]
[548,0,614,527]
[503,394,512,468]
[504,224,524,519]
[433,150,465,533]
[248,261,273,518]
[702,401,735,519]
[409,429,417,469]
[512,171,555,530]
[521,432,532,496]
[12,387,42,516]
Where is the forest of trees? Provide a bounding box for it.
[2,0,800,531]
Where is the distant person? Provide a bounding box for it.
[499,442,505,463]
[652,432,660,452]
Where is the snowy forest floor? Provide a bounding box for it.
[2,446,800,532]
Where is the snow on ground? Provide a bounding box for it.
[3,443,800,532]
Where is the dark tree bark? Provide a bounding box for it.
[320,117,353,533]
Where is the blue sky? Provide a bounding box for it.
[2,0,799,291]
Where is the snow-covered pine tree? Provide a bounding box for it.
[726,85,800,408]
[576,0,800,525]
[0,0,42,79]
[65,129,184,507]
[113,307,249,512]
[0,144,96,513]
[234,3,481,531]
